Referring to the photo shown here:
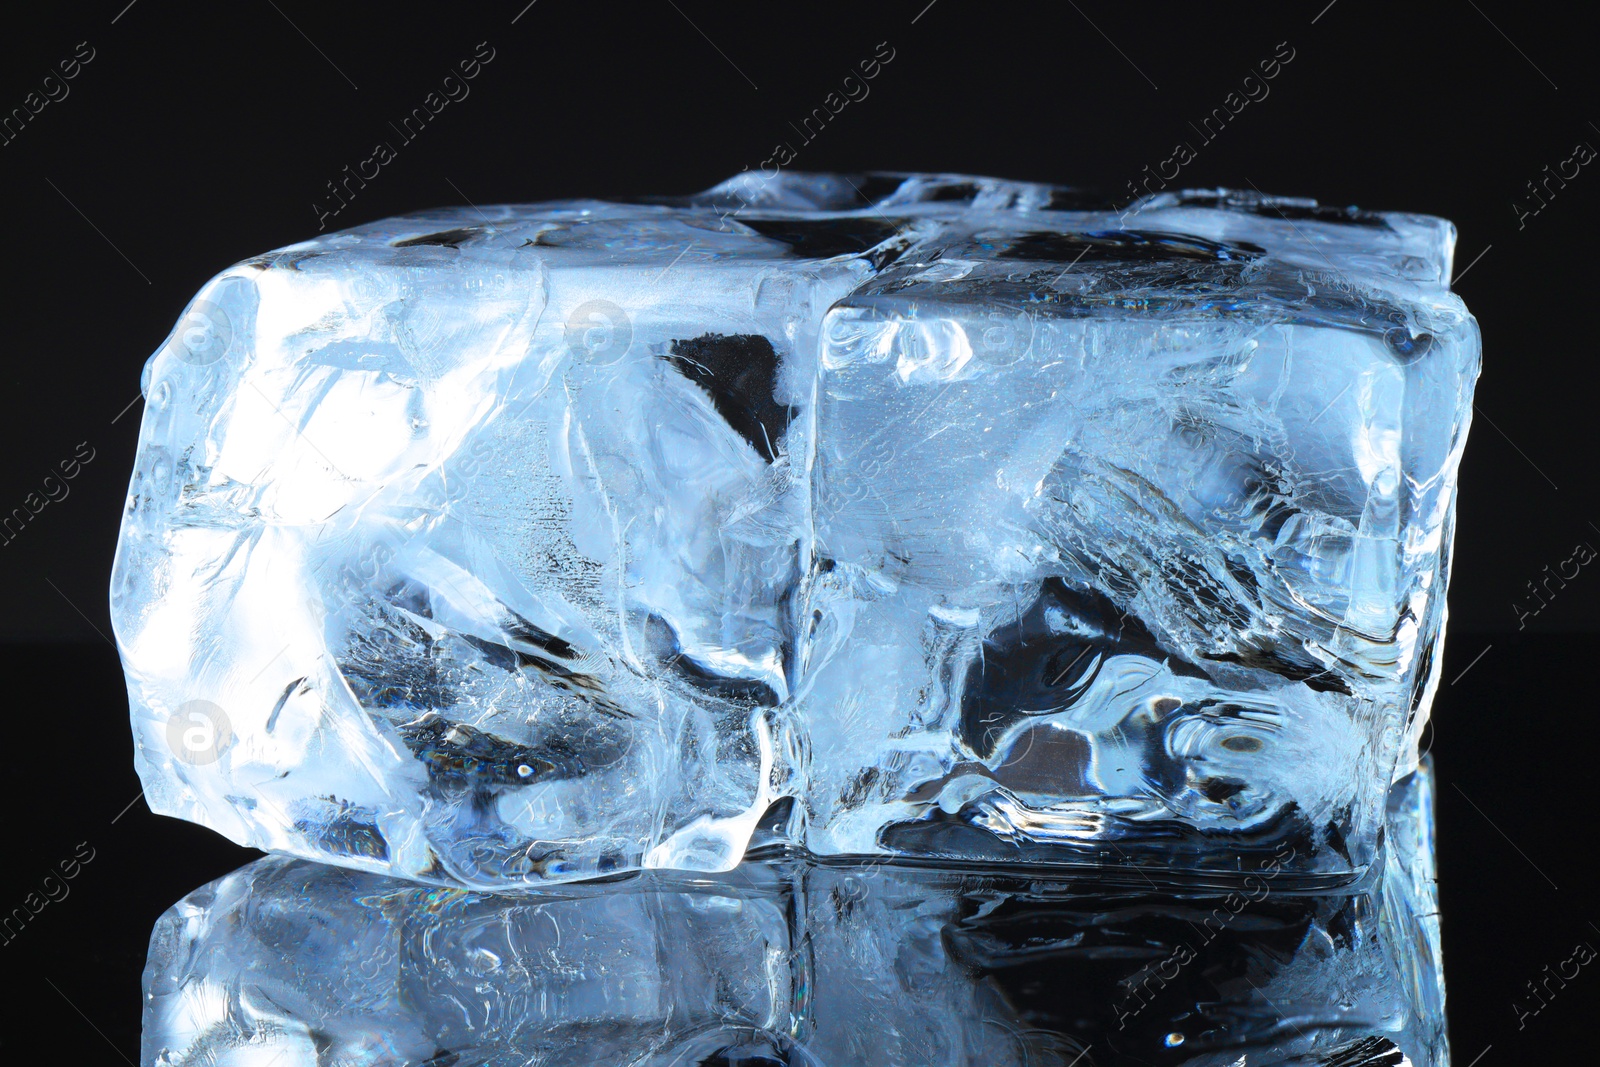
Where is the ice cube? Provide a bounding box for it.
[139,763,1445,1067]
[801,190,1477,879]
[114,174,1477,886]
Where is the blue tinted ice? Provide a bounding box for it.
[113,173,1478,887]
[140,763,1446,1067]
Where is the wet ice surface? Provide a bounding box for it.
[141,763,1445,1067]
[113,172,1479,888]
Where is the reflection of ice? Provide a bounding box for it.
[115,172,1477,889]
[142,764,1446,1066]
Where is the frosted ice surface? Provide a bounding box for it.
[140,762,1447,1067]
[113,173,1478,887]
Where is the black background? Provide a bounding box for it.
[1,1,1594,1062]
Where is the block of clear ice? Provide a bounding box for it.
[141,762,1446,1067]
[113,172,1479,887]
